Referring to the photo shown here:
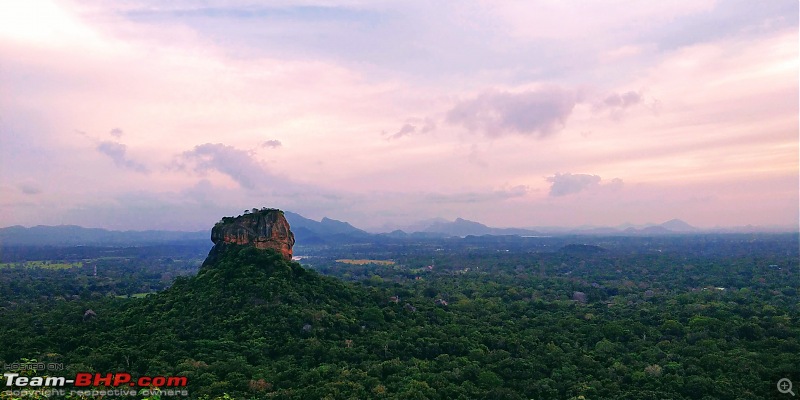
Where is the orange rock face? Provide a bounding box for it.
[211,209,295,260]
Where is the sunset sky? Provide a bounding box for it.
[1,0,797,232]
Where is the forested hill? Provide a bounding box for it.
[3,240,799,399]
[141,245,376,347]
[2,210,798,399]
[2,245,384,398]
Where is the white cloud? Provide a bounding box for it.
[96,140,149,173]
[446,87,577,137]
[180,143,267,190]
[546,173,623,197]
[262,139,282,148]
[0,0,795,230]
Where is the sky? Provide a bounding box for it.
[0,0,797,232]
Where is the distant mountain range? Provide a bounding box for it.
[0,224,208,246]
[374,216,796,237]
[397,217,701,237]
[422,218,540,236]
[282,211,369,244]
[0,212,794,247]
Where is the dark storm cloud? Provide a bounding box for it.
[96,141,149,173]
[446,88,577,137]
[180,143,269,190]
[262,139,282,148]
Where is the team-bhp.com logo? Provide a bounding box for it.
[4,372,189,398]
[4,372,188,388]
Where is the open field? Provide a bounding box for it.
[116,292,156,299]
[0,261,83,269]
[335,259,395,265]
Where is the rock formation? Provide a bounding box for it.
[208,208,295,261]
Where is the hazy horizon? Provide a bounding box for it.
[2,213,797,235]
[1,1,798,232]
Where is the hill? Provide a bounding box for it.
[659,218,697,232]
[284,211,370,244]
[1,210,797,399]
[423,217,540,237]
[0,210,384,397]
[0,224,208,246]
[28,244,379,398]
[0,210,369,248]
[424,217,492,236]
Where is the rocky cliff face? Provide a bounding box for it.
[208,208,295,261]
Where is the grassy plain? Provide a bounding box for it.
[335,259,395,265]
[0,261,83,269]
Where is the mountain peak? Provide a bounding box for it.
[319,216,360,231]
[210,208,295,261]
[424,217,491,236]
[660,218,696,232]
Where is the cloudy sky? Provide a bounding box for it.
[1,0,797,232]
